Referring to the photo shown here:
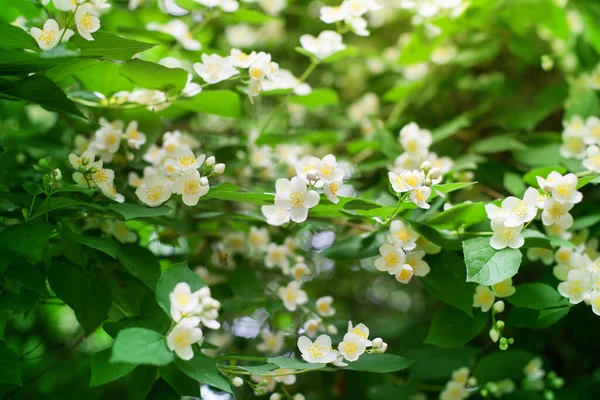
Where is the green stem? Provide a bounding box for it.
[59,4,79,43]
[216,355,269,363]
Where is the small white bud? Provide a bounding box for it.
[584,294,591,305]
[270,394,282,400]
[423,178,432,186]
[420,161,431,172]
[493,301,505,313]
[327,324,338,335]
[53,168,62,181]
[489,328,500,343]
[293,394,306,400]
[372,338,383,348]
[428,167,441,180]
[468,377,478,387]
[214,163,226,175]
[205,156,215,167]
[232,377,244,387]
[199,177,209,186]
[496,320,505,329]
[196,287,211,299]
[306,172,318,181]
[379,342,388,353]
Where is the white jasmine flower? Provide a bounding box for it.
[589,290,600,316]
[279,281,308,311]
[258,0,287,15]
[338,332,366,362]
[347,321,372,346]
[249,52,279,81]
[265,243,290,270]
[261,69,312,95]
[91,0,111,10]
[430,44,457,64]
[317,154,344,183]
[323,180,343,204]
[101,184,125,203]
[143,144,164,166]
[316,296,336,317]
[500,189,540,228]
[129,89,168,108]
[68,149,95,170]
[491,278,516,298]
[274,177,320,223]
[440,381,467,400]
[173,169,209,206]
[262,205,291,226]
[410,186,432,209]
[452,367,470,384]
[229,48,257,68]
[194,54,238,84]
[299,30,346,60]
[135,175,173,207]
[54,0,82,11]
[560,132,587,159]
[257,330,284,355]
[320,5,348,23]
[182,75,202,97]
[403,62,429,81]
[490,217,524,250]
[550,173,582,204]
[541,197,574,228]
[147,20,201,50]
[399,122,431,155]
[250,145,273,168]
[292,262,311,281]
[563,115,588,137]
[387,220,418,250]
[125,121,147,149]
[405,250,430,276]
[473,285,495,312]
[558,269,592,304]
[167,316,203,360]
[249,226,270,251]
[297,334,338,364]
[170,282,200,321]
[171,149,206,172]
[584,116,600,144]
[102,220,137,244]
[524,357,545,380]
[395,264,414,283]
[526,247,554,265]
[583,145,600,173]
[30,19,73,50]
[90,162,114,191]
[75,4,101,41]
[195,0,239,12]
[295,156,320,182]
[374,244,406,275]
[223,232,247,255]
[303,319,321,338]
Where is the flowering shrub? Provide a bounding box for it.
[1,0,600,399]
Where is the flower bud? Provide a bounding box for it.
[499,342,509,351]
[468,377,478,387]
[541,55,554,71]
[269,394,282,400]
[489,328,500,343]
[38,158,50,168]
[420,161,431,173]
[507,338,514,344]
[293,395,306,400]
[53,168,62,181]
[428,167,441,180]
[78,165,87,173]
[258,379,269,386]
[372,338,383,348]
[90,166,98,173]
[214,163,226,175]
[423,178,432,186]
[379,342,388,353]
[543,390,555,400]
[200,177,209,186]
[206,156,215,167]
[232,377,244,387]
[306,172,318,181]
[493,300,505,313]
[327,324,338,335]
[496,320,505,329]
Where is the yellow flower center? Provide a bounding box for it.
[394,175,405,187]
[398,268,411,281]
[307,343,325,358]
[557,184,572,196]
[320,164,334,178]
[250,68,263,79]
[175,331,191,348]
[343,341,357,355]
[175,292,190,306]
[318,302,330,313]
[494,282,509,295]
[39,29,56,46]
[179,155,195,167]
[414,188,427,202]
[106,133,119,145]
[329,182,339,195]
[511,200,528,217]
[568,280,583,295]
[406,140,418,152]
[500,227,515,241]
[81,13,94,31]
[353,328,367,339]
[147,186,163,202]
[184,179,200,195]
[289,192,305,208]
[94,169,108,183]
[384,252,398,268]
[129,130,140,139]
[406,175,419,187]
[285,290,297,303]
[548,203,566,220]
[395,227,411,242]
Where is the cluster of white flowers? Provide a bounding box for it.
[193,48,281,98]
[298,321,387,366]
[439,367,476,400]
[520,356,564,394]
[400,0,465,21]
[262,154,351,224]
[166,282,221,360]
[131,131,224,207]
[374,220,431,284]
[485,171,582,250]
[300,31,346,60]
[560,115,600,173]
[472,279,516,313]
[319,0,383,37]
[68,149,125,202]
[78,118,147,163]
[555,248,600,315]
[32,0,106,50]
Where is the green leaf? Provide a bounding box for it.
[564,90,600,120]
[504,172,526,197]
[409,222,462,251]
[322,46,359,63]
[109,203,172,220]
[128,365,158,400]
[241,364,278,375]
[383,80,424,102]
[433,182,477,195]
[0,74,85,118]
[0,341,21,385]
[345,354,415,373]
[267,356,326,370]
[159,363,199,396]
[470,135,526,154]
[522,230,552,250]
[74,61,134,95]
[220,8,278,24]
[62,228,119,258]
[45,58,98,82]
[175,353,232,393]
[420,252,474,316]
[118,244,161,290]
[473,349,534,383]
[175,90,242,118]
[48,262,112,335]
[426,202,487,230]
[5,261,48,296]
[72,31,155,61]
[289,88,339,108]
[0,222,54,263]
[90,348,136,387]
[321,233,380,260]
[120,59,188,92]
[463,237,523,286]
[374,124,402,160]
[111,328,174,366]
[367,384,417,400]
[155,262,206,317]
[0,21,37,50]
[0,48,79,75]
[506,283,569,309]
[424,305,488,348]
